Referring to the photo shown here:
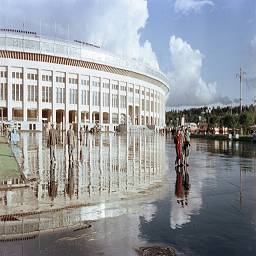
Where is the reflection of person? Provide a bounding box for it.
[65,161,75,199]
[48,162,58,201]
[175,165,190,207]
[175,166,185,207]
[80,147,84,162]
[66,125,75,162]
[183,166,190,206]
[79,126,85,146]
[48,124,58,162]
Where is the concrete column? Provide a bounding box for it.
[7,66,13,121]
[149,89,151,125]
[77,74,81,129]
[109,80,112,124]
[89,75,92,124]
[99,77,103,124]
[139,85,142,125]
[126,82,129,124]
[132,84,135,125]
[143,87,146,125]
[22,67,28,126]
[153,90,155,126]
[52,70,56,125]
[65,72,69,130]
[37,69,42,130]
[118,81,121,124]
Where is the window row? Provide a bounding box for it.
[69,78,78,84]
[102,82,110,89]
[56,76,65,83]
[0,71,7,78]
[81,79,89,86]
[92,81,100,88]
[42,75,52,82]
[12,72,23,79]
[27,73,38,80]
[112,83,118,90]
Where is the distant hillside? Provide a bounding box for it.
[166,105,256,133]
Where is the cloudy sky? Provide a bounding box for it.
[0,0,255,108]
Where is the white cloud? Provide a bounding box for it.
[175,0,214,14]
[167,36,230,107]
[0,0,159,69]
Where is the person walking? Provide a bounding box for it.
[174,128,183,166]
[48,124,58,162]
[183,128,191,166]
[66,125,75,162]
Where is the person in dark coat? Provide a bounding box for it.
[48,124,58,162]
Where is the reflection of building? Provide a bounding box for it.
[9,133,165,209]
[0,29,169,131]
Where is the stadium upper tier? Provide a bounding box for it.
[0,30,169,92]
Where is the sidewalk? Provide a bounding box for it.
[0,136,20,183]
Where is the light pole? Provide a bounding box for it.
[236,67,246,114]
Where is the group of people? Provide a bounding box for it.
[174,127,191,167]
[48,124,87,163]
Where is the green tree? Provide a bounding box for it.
[224,114,238,128]
[209,115,220,128]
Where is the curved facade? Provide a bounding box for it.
[0,30,169,131]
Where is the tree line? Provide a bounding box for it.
[166,105,256,133]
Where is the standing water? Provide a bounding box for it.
[0,132,256,255]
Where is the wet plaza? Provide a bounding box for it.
[1,132,256,255]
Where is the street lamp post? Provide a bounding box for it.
[236,67,246,114]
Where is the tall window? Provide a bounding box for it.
[0,71,7,78]
[12,84,23,101]
[27,85,38,102]
[112,94,118,108]
[69,89,77,104]
[92,91,100,106]
[56,87,65,103]
[0,83,7,100]
[102,92,109,107]
[81,90,89,105]
[120,95,126,108]
[42,86,52,102]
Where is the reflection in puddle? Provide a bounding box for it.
[0,132,166,216]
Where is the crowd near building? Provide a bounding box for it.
[0,29,169,132]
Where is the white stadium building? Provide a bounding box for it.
[0,29,169,132]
